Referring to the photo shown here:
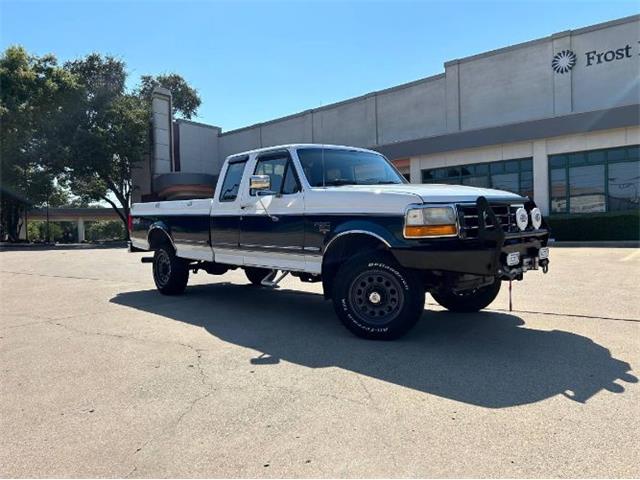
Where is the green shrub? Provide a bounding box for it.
[547,210,640,241]
[27,221,64,242]
[86,220,125,241]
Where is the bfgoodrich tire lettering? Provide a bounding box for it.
[332,253,425,340]
[152,246,189,295]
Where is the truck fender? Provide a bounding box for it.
[323,219,399,254]
[147,221,175,251]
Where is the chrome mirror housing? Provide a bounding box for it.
[250,174,271,191]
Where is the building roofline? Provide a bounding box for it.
[219,73,446,137]
[445,14,640,66]
[212,14,638,139]
[175,118,222,131]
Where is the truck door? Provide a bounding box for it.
[239,151,305,270]
[210,156,248,265]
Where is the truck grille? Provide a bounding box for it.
[457,203,521,238]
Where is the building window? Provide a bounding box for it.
[548,146,639,214]
[421,158,533,198]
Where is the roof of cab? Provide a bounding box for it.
[225,143,379,160]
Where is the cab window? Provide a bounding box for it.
[253,155,300,195]
[219,159,247,202]
[281,162,300,194]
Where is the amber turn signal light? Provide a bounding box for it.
[404,224,457,237]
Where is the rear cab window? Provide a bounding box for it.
[219,157,247,202]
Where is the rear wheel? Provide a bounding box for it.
[431,279,501,312]
[332,253,425,340]
[244,267,271,286]
[152,246,189,295]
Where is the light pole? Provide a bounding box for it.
[46,187,50,244]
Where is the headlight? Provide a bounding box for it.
[404,206,458,238]
[530,207,542,229]
[515,207,529,231]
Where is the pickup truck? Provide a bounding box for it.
[129,144,549,340]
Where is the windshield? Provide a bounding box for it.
[297,148,405,187]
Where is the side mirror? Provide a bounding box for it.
[250,174,271,191]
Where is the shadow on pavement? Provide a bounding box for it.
[111,282,637,408]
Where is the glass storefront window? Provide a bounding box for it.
[549,145,639,214]
[491,172,519,193]
[421,157,533,198]
[520,171,534,200]
[550,169,567,213]
[608,161,640,212]
[569,164,605,213]
[607,148,626,162]
[462,176,490,188]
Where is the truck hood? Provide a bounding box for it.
[322,183,525,203]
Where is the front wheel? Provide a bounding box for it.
[431,279,501,312]
[152,246,189,295]
[332,253,425,340]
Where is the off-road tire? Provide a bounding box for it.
[152,245,189,295]
[332,253,425,340]
[431,278,501,312]
[245,267,272,286]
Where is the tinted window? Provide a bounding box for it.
[491,172,519,194]
[420,158,533,198]
[549,155,566,169]
[254,156,288,194]
[550,169,567,214]
[219,161,246,202]
[569,164,605,213]
[549,146,639,214]
[281,162,300,194]
[608,161,640,212]
[298,148,403,187]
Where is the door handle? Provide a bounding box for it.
[186,201,193,206]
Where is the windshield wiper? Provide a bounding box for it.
[324,179,356,186]
[356,179,401,185]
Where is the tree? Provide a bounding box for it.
[0,46,78,240]
[1,48,201,240]
[62,71,149,230]
[60,55,201,236]
[138,73,201,119]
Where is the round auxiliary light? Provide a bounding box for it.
[530,207,543,229]
[515,207,529,231]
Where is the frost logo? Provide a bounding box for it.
[552,50,577,74]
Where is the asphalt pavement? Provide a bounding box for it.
[1,247,638,477]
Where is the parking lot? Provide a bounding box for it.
[1,246,639,477]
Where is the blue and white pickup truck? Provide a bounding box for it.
[129,144,549,339]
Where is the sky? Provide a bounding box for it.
[1,0,638,132]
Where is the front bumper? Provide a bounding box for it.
[391,197,550,277]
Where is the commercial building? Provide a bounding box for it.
[133,14,639,239]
